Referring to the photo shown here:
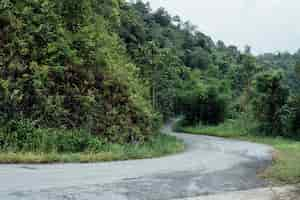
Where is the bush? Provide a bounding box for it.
[0,119,184,163]
[0,119,98,153]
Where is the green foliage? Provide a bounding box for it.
[0,119,95,153]
[0,119,184,163]
[295,59,300,78]
[179,87,227,125]
[288,96,300,138]
[2,0,299,148]
[258,52,300,93]
[0,0,158,143]
[0,119,181,154]
[174,117,256,138]
[229,54,261,97]
[177,71,229,125]
[186,47,212,70]
[2,0,240,144]
[251,70,290,136]
[118,1,220,120]
[176,119,300,184]
[134,42,184,118]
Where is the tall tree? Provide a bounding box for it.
[251,71,289,135]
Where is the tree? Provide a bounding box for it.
[244,45,252,55]
[217,40,226,50]
[289,59,300,138]
[134,42,183,118]
[177,69,228,125]
[119,3,147,48]
[179,83,227,125]
[186,47,212,69]
[296,59,300,78]
[288,96,300,138]
[251,70,290,135]
[153,8,171,27]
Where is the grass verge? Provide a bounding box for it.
[0,133,184,164]
[174,119,300,185]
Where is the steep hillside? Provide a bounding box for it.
[0,0,158,143]
[1,0,299,146]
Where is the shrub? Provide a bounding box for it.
[0,119,98,153]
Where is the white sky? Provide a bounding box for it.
[144,0,300,54]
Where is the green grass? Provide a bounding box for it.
[0,133,184,164]
[175,119,300,185]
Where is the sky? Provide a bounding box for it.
[143,0,300,55]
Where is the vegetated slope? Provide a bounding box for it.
[0,0,242,143]
[1,0,299,145]
[0,0,159,143]
[117,1,264,125]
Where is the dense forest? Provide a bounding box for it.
[258,51,300,93]
[0,0,300,155]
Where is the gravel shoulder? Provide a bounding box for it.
[0,122,274,200]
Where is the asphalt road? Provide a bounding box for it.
[0,122,273,200]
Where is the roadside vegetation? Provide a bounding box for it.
[174,49,300,185]
[0,120,184,163]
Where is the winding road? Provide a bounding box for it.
[0,122,274,200]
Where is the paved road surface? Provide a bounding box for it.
[177,186,300,200]
[0,122,273,200]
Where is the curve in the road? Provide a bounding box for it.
[0,122,274,200]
